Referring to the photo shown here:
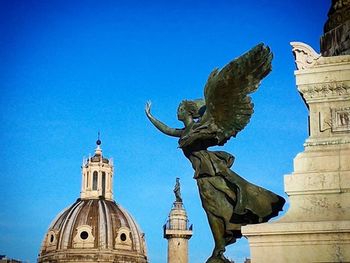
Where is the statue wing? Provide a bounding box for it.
[203,43,273,145]
[178,44,272,149]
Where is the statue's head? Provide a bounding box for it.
[177,99,206,121]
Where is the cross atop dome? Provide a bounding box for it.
[96,131,101,145]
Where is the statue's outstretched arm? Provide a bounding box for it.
[145,101,182,138]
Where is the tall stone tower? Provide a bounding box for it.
[164,178,193,263]
[242,1,350,262]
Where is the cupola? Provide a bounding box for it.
[80,139,114,200]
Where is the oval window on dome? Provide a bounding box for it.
[80,231,89,240]
[50,234,54,243]
[120,233,127,242]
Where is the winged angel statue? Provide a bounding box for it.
[145,44,285,263]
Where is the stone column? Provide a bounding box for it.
[164,201,193,263]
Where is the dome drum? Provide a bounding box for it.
[39,249,147,263]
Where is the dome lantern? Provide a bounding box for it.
[80,139,114,200]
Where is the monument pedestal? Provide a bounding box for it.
[243,220,350,262]
[242,43,350,263]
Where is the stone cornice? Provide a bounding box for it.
[304,138,350,147]
[315,54,350,66]
[298,81,350,100]
[291,42,350,101]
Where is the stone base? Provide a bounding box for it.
[242,43,350,263]
[242,220,350,263]
[242,145,350,263]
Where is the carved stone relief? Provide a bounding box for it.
[291,42,321,70]
[332,107,350,132]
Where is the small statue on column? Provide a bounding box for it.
[173,177,183,203]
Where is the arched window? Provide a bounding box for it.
[102,172,106,197]
[93,171,98,190]
[86,172,90,188]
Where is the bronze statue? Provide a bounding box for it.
[174,177,183,203]
[145,43,285,263]
[320,0,350,56]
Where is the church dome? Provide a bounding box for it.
[38,140,148,263]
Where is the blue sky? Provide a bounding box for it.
[1,1,329,262]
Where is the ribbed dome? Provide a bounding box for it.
[38,198,147,262]
[38,141,148,263]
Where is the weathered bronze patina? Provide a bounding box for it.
[320,0,350,56]
[174,177,183,203]
[145,44,285,262]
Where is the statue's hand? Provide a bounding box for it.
[145,101,152,117]
[144,100,182,138]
